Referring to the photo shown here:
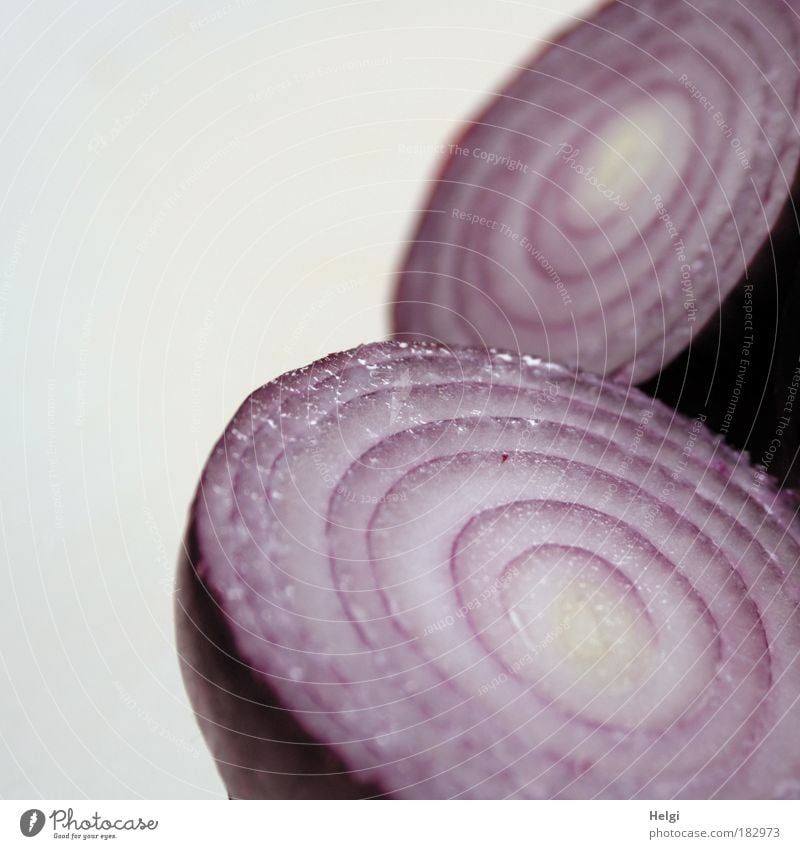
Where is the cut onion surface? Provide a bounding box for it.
[393,0,800,391]
[177,342,800,799]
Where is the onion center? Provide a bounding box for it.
[452,499,721,731]
[561,96,692,225]
[501,544,658,727]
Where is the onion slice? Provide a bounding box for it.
[393,0,800,385]
[178,341,800,799]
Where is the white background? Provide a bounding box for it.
[1,0,593,798]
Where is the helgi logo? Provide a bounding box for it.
[19,809,45,837]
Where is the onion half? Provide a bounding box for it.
[393,0,800,386]
[178,342,800,799]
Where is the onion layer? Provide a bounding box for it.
[179,342,800,799]
[393,0,800,384]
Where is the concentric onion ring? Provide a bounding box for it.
[393,0,800,383]
[178,342,800,799]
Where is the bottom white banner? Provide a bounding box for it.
[3,799,798,848]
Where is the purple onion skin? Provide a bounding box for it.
[177,341,800,800]
[392,0,800,467]
[176,541,381,799]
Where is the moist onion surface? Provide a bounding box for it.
[394,0,800,383]
[183,342,800,799]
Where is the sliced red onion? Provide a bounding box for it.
[393,0,800,385]
[178,342,800,799]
